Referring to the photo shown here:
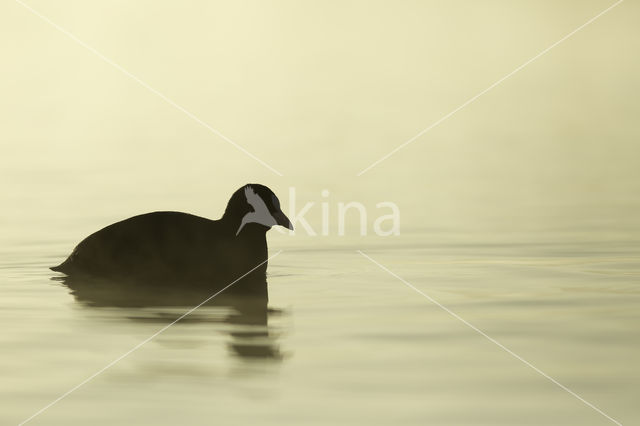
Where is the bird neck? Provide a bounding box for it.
[220,214,269,238]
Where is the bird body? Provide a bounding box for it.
[51,184,292,294]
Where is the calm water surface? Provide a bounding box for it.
[1,206,639,425]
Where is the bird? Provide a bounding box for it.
[51,184,293,294]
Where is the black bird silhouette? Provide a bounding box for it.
[51,184,292,294]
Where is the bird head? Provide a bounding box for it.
[224,184,293,235]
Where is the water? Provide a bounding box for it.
[2,216,639,425]
[2,1,640,424]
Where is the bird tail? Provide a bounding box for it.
[50,258,72,273]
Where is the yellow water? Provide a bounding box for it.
[1,1,639,425]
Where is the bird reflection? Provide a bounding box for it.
[54,275,284,360]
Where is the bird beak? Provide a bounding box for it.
[273,210,294,230]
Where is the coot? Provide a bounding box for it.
[51,184,292,292]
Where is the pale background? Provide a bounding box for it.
[1,1,638,425]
